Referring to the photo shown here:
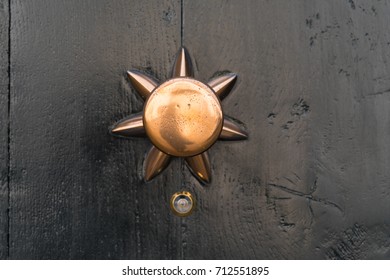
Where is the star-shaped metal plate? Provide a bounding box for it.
[110,47,248,184]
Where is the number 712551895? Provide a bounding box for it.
[215,267,269,276]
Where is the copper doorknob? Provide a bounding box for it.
[110,47,248,184]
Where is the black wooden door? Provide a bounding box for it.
[1,0,390,259]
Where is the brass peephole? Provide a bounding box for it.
[110,47,248,184]
[170,191,195,217]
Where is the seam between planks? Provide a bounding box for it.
[6,0,11,260]
[180,0,183,46]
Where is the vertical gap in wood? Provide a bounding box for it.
[6,0,11,260]
[180,0,183,46]
[180,0,186,260]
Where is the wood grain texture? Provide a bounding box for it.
[10,0,182,259]
[7,0,390,260]
[183,0,390,259]
[0,0,9,260]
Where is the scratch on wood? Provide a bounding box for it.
[367,88,390,96]
[268,183,343,213]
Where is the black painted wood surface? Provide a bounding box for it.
[184,0,390,259]
[9,0,182,259]
[0,0,9,260]
[0,0,389,259]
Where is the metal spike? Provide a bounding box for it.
[172,47,194,78]
[208,73,237,100]
[185,152,211,184]
[219,117,248,140]
[144,146,171,181]
[127,70,158,100]
[110,112,145,137]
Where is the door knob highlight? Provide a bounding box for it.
[110,47,248,183]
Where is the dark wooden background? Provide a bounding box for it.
[0,0,389,259]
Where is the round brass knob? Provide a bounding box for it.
[170,191,195,217]
[144,78,223,157]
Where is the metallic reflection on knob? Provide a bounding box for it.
[110,47,248,184]
[170,191,195,217]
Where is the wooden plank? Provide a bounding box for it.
[184,0,390,259]
[0,0,9,260]
[10,0,182,259]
